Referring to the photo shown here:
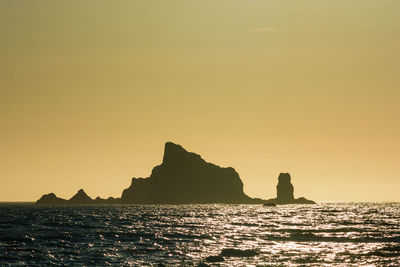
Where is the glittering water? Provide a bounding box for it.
[0,203,399,266]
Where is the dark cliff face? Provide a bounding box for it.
[121,142,256,204]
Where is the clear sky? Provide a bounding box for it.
[1,0,399,202]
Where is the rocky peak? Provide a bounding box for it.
[121,142,253,204]
[35,192,66,205]
[162,142,202,165]
[69,189,92,203]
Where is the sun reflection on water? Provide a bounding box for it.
[0,203,399,266]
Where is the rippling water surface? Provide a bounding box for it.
[1,203,399,266]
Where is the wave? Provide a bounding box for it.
[264,233,400,243]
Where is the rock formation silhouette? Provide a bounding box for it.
[36,190,121,205]
[35,142,315,205]
[277,173,294,203]
[121,142,261,204]
[36,193,67,205]
[265,173,315,204]
[68,189,93,204]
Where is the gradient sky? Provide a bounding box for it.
[1,0,399,202]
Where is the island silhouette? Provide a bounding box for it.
[36,142,315,205]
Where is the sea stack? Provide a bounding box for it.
[266,173,315,204]
[276,173,294,203]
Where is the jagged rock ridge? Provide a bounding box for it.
[36,189,119,205]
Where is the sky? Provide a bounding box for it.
[1,0,399,202]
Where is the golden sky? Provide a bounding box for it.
[1,0,399,202]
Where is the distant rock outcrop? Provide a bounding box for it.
[121,142,261,204]
[36,189,121,205]
[36,193,67,205]
[266,173,315,204]
[35,142,315,205]
[69,189,93,204]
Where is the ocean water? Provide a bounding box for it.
[0,203,399,266]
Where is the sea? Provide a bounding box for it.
[0,203,399,266]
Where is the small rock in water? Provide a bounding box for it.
[367,245,400,257]
[205,255,224,262]
[220,248,259,257]
[263,203,276,207]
